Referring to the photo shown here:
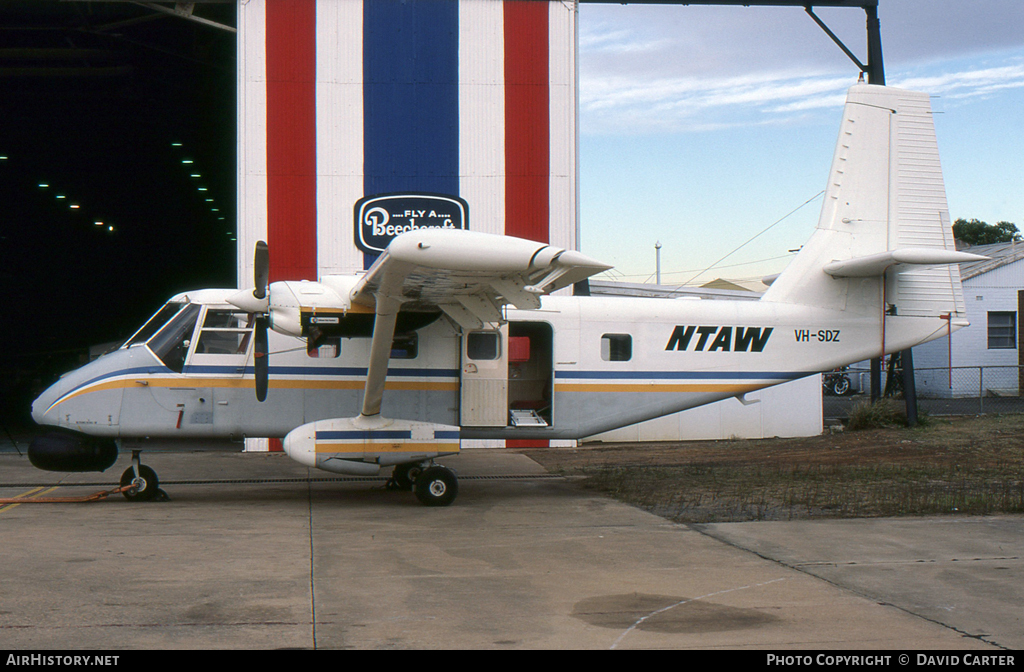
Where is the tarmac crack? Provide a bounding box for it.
[690,524,1014,651]
[795,556,1021,568]
[307,475,317,650]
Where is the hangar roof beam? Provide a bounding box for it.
[579,0,885,85]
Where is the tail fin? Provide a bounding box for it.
[763,85,982,317]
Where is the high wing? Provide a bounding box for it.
[352,228,611,330]
[347,228,611,418]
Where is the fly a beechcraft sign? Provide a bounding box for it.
[355,193,469,255]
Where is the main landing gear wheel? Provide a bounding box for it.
[413,466,458,507]
[387,462,423,491]
[120,465,160,502]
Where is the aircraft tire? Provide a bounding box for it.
[832,376,851,396]
[413,466,458,507]
[120,465,160,502]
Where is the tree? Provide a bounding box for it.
[953,218,1022,246]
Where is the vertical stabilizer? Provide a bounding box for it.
[763,85,968,320]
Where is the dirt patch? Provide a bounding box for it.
[522,415,1024,523]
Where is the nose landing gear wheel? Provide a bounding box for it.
[413,466,458,507]
[120,465,160,502]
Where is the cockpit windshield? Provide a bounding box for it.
[147,304,202,373]
[122,302,187,348]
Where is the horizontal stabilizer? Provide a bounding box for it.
[823,248,988,278]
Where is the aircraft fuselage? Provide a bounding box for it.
[32,288,948,443]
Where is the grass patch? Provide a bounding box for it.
[523,414,1024,523]
[846,398,929,430]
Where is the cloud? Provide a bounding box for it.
[893,61,1024,99]
[580,50,1024,135]
[580,71,854,135]
[577,1,1024,135]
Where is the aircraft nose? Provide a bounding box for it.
[31,383,56,426]
[31,380,62,427]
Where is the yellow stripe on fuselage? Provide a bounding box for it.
[300,304,375,315]
[47,376,458,414]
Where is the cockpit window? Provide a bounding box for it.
[147,303,201,372]
[123,302,186,348]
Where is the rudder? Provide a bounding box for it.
[763,85,978,319]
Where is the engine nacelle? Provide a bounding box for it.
[28,431,118,472]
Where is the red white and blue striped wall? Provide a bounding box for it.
[238,0,578,285]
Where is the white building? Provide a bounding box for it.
[913,242,1024,398]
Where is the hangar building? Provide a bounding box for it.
[235,0,821,446]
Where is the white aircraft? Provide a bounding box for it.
[29,85,985,506]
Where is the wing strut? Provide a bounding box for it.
[359,266,407,419]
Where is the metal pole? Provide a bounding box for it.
[655,241,662,285]
[979,366,985,414]
[864,5,885,85]
[902,348,918,427]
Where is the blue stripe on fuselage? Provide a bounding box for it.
[316,430,412,441]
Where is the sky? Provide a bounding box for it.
[576,0,1024,287]
[2,1,1022,346]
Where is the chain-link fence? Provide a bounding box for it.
[823,365,1024,420]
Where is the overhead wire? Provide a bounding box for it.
[680,189,825,288]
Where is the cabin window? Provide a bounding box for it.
[467,331,500,360]
[601,333,632,362]
[195,310,255,355]
[147,303,201,372]
[391,333,418,359]
[988,311,1017,349]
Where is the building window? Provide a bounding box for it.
[601,333,632,361]
[987,311,1017,349]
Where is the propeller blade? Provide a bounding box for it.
[253,240,269,300]
[254,315,269,402]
